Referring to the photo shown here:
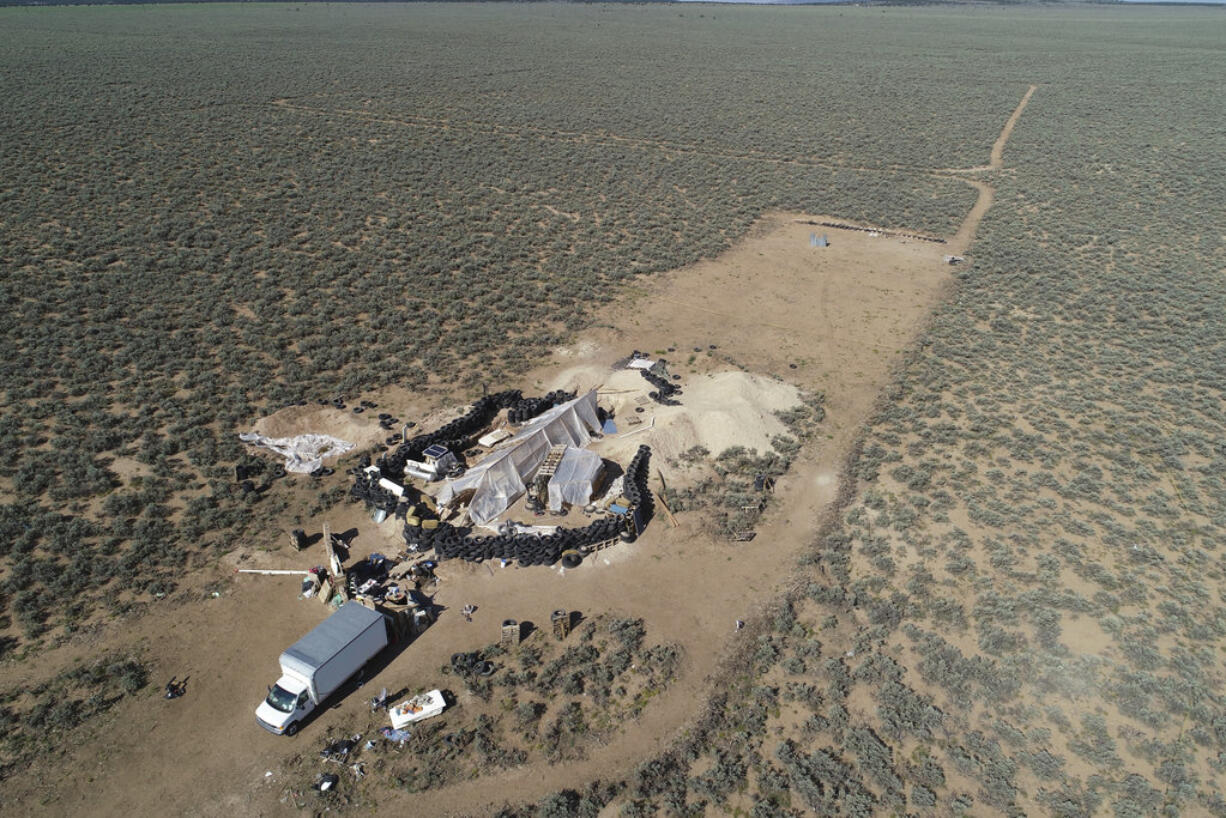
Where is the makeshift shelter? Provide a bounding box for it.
[547,447,603,512]
[435,391,602,525]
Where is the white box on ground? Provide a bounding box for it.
[389,689,446,728]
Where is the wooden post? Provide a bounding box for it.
[322,521,342,577]
[501,619,521,651]
[551,609,571,640]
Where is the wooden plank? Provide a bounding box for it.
[655,490,679,527]
[322,521,342,577]
[236,568,311,576]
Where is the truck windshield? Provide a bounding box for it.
[265,684,298,713]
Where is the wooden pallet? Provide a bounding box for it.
[536,444,568,480]
[584,537,621,553]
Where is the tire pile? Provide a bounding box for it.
[376,389,575,481]
[506,390,574,424]
[450,651,495,677]
[406,445,654,568]
[350,467,401,512]
[640,369,681,405]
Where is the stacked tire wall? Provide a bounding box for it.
[377,389,574,481]
[405,445,653,567]
[621,444,654,537]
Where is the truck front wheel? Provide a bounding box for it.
[284,722,299,737]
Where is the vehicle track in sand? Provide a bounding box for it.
[6,85,1038,818]
[273,83,1035,254]
[387,84,1039,816]
[272,97,956,179]
[942,84,1037,252]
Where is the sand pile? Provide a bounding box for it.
[252,404,386,453]
[668,371,800,456]
[550,366,802,467]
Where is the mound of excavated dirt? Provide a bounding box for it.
[549,366,801,468]
[250,404,386,456]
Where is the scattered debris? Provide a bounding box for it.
[238,432,355,474]
[379,726,412,745]
[794,218,946,244]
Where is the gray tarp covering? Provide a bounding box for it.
[547,447,602,512]
[435,390,601,525]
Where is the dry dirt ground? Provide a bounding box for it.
[2,214,955,817]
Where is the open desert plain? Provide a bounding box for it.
[1,3,1225,817]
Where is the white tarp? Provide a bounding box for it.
[238,432,355,474]
[435,390,602,525]
[548,447,603,512]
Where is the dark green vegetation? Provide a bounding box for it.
[1,4,1224,816]
[669,389,824,538]
[497,6,1226,818]
[283,616,677,807]
[0,654,147,780]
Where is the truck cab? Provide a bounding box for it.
[256,675,314,735]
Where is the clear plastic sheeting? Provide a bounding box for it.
[436,390,602,525]
[238,432,355,474]
[548,447,602,512]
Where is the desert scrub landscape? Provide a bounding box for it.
[0,3,983,648]
[531,7,1226,818]
[0,3,1224,817]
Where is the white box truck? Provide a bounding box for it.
[256,602,389,736]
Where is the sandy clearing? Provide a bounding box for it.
[251,403,387,455]
[2,210,954,817]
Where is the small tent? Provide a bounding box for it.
[547,447,603,513]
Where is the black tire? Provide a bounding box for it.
[284,721,299,737]
[561,550,583,569]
